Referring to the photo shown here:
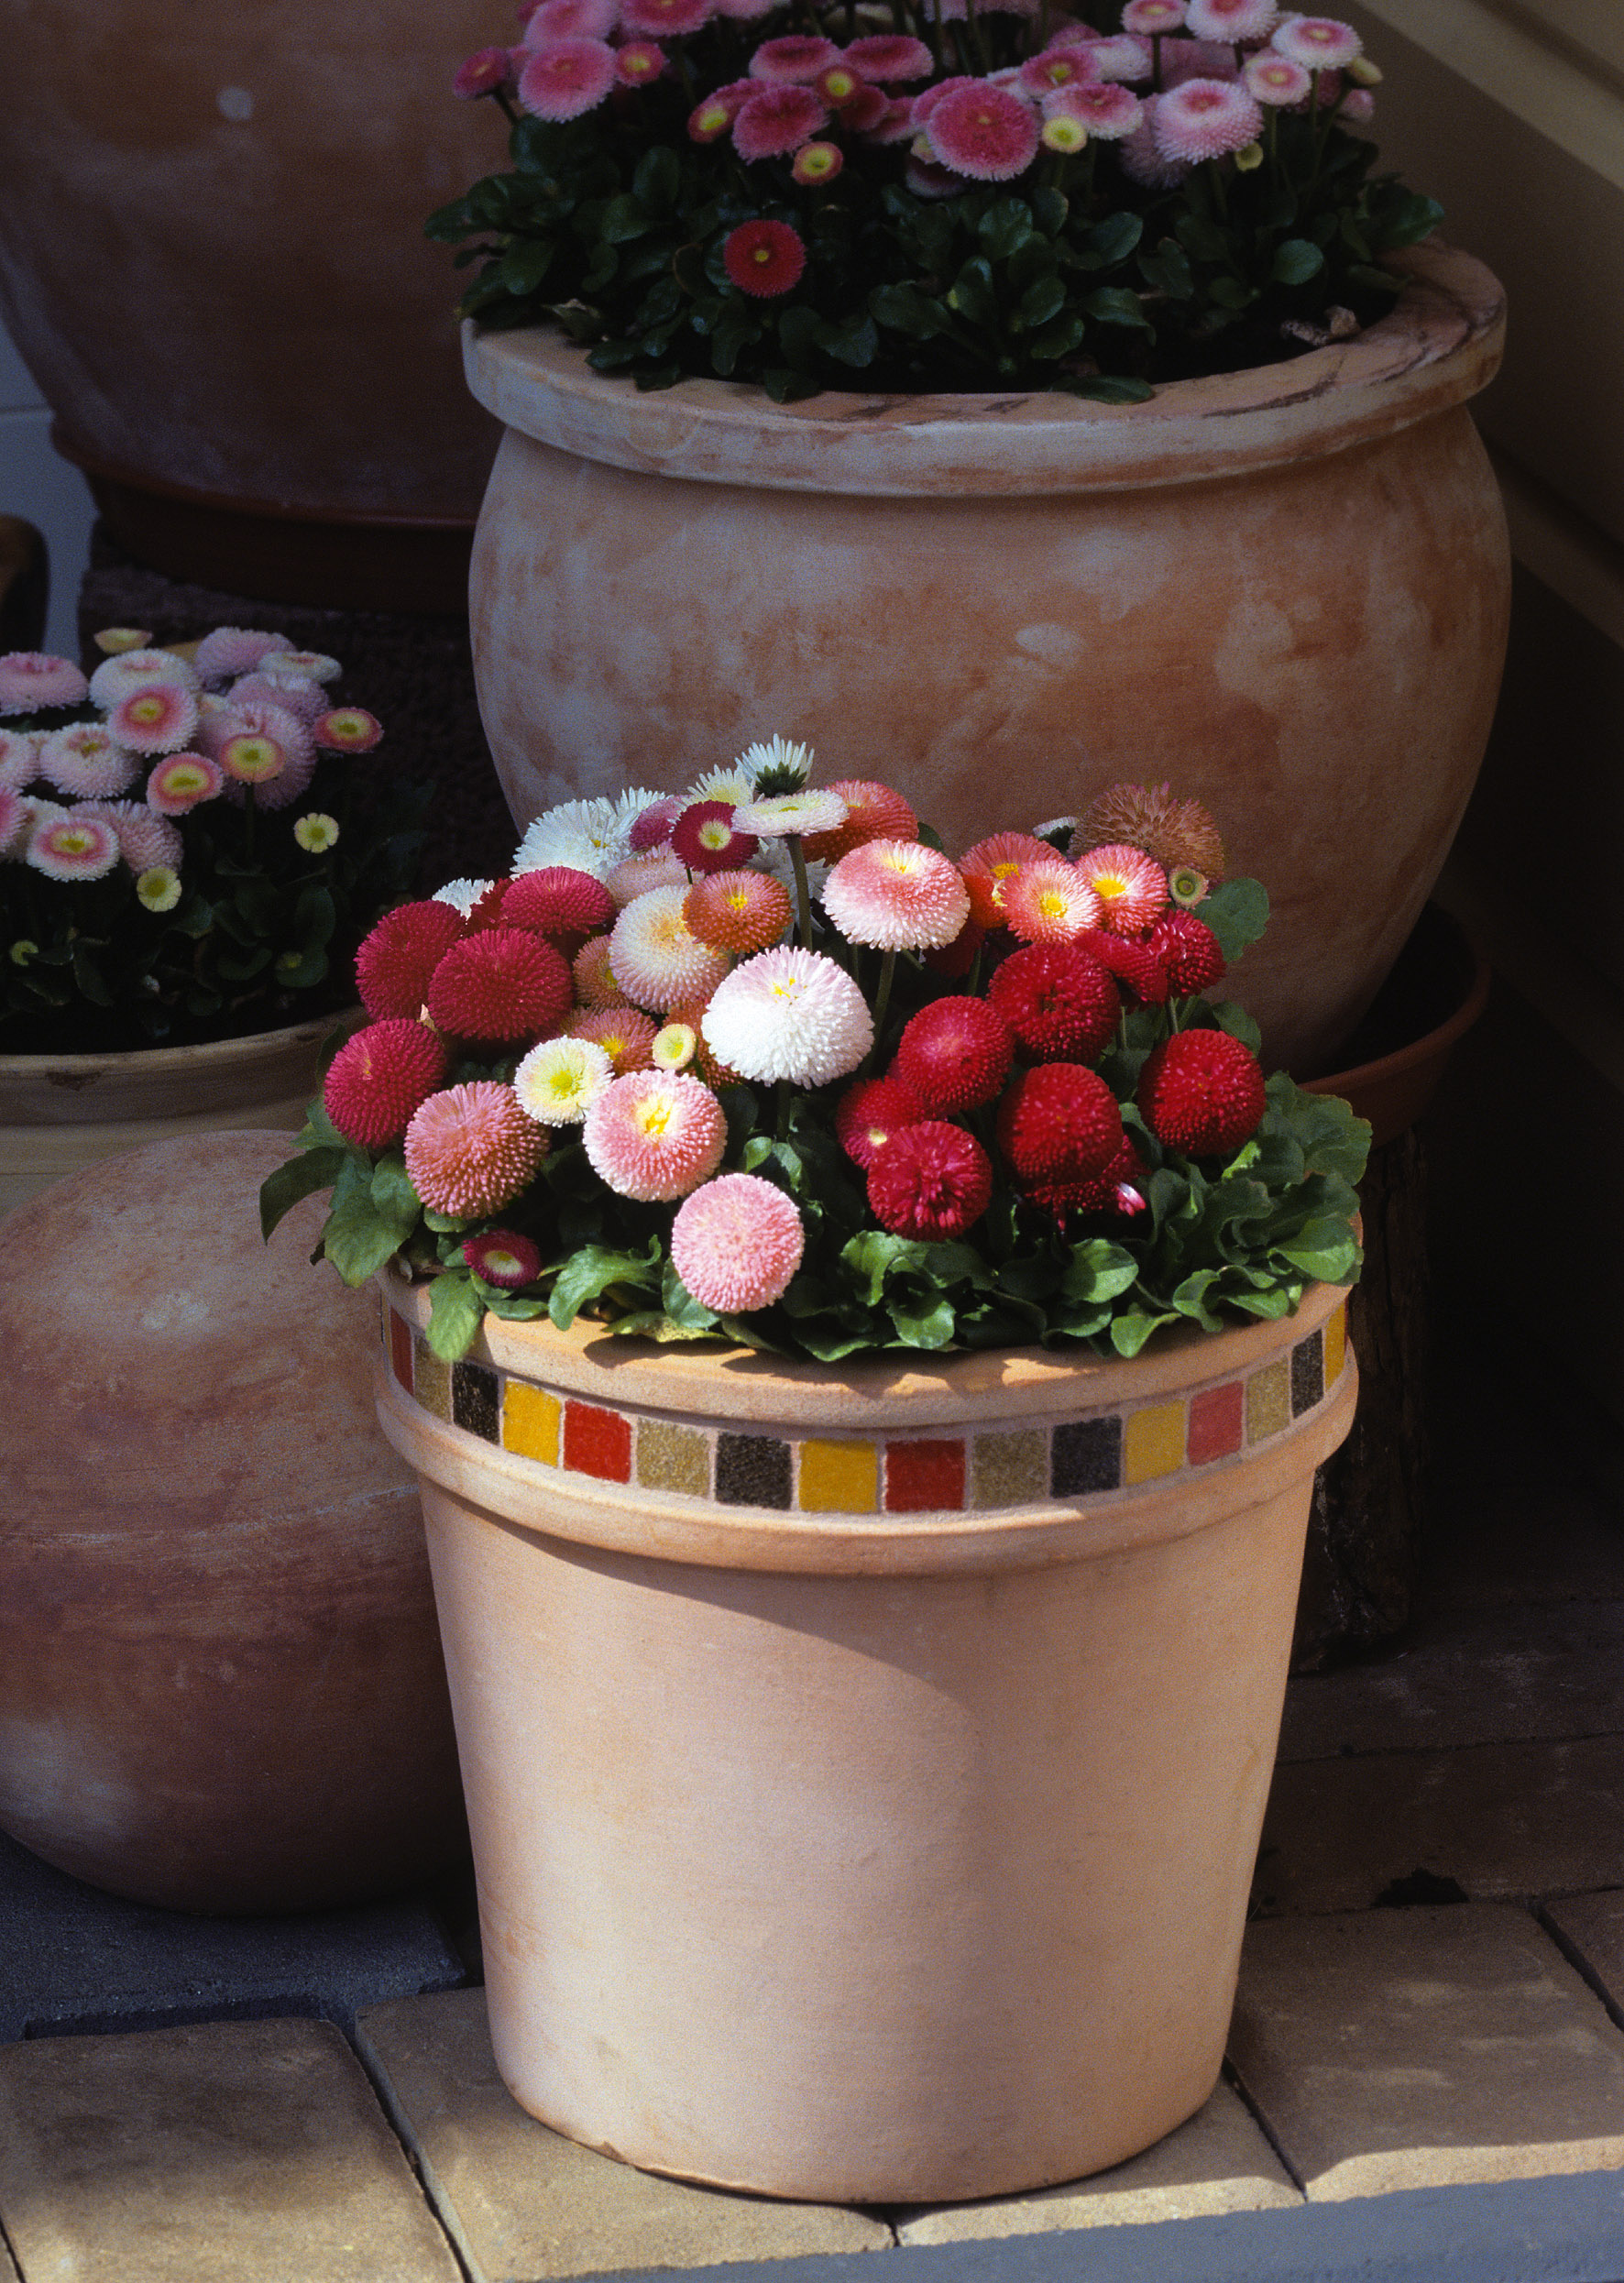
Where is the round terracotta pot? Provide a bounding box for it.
[0,1132,466,1915]
[1303,902,1490,1148]
[0,1,506,610]
[378,1267,1356,2203]
[465,241,1509,1077]
[0,1015,338,1222]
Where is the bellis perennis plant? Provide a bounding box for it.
[430,0,1440,398]
[0,627,423,1050]
[265,738,1368,1366]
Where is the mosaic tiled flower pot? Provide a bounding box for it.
[464,240,1510,1077]
[377,1267,1356,2203]
[0,1015,337,1223]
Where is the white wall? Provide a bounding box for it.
[0,322,95,660]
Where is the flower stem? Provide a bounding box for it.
[243,784,257,866]
[789,834,813,948]
[775,1078,792,1140]
[872,945,897,1047]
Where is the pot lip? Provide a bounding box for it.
[383,1260,1349,1432]
[1306,930,1491,1107]
[0,1009,343,1085]
[462,241,1505,499]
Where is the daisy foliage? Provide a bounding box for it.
[429,2,1439,400]
[268,742,1368,1367]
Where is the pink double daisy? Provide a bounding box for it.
[671,1173,805,1314]
[1150,74,1262,159]
[583,1070,727,1201]
[517,38,618,117]
[926,81,1040,180]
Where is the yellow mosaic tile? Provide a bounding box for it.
[1323,1301,1346,1387]
[1246,1359,1290,1444]
[502,1380,561,1465]
[971,1428,1048,1509]
[637,1419,710,1499]
[1125,1401,1186,1485]
[799,1438,879,1514]
[412,1339,452,1424]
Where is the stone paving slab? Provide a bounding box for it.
[1278,1601,1624,1763]
[1545,1890,1624,2028]
[0,1828,465,2041]
[891,2079,1300,2244]
[356,1988,893,2281]
[0,2016,461,2281]
[1229,1903,1624,2201]
[1253,1736,1624,1915]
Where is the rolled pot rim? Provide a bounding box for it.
[462,241,1506,499]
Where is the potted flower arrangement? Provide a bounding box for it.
[428,0,1509,1078]
[269,744,1365,2202]
[0,628,426,1213]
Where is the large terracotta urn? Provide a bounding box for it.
[377,1264,1355,2202]
[0,1,509,610]
[465,242,1510,1075]
[0,1132,466,1914]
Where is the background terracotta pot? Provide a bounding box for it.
[0,1133,466,1914]
[465,242,1510,1077]
[378,1268,1355,2204]
[0,1015,337,1222]
[0,1,508,610]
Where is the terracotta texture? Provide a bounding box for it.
[0,3,502,547]
[0,1016,336,1222]
[0,1132,465,1914]
[466,244,1510,1077]
[378,1271,1356,2203]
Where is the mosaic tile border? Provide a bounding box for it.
[381,1297,1347,1517]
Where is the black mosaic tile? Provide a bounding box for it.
[716,1432,792,1509]
[1290,1328,1324,1417]
[451,1359,500,1443]
[1051,1415,1123,1497]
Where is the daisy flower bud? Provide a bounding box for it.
[136,865,182,913]
[293,812,340,852]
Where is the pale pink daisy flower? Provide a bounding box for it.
[0,730,39,790]
[76,799,183,873]
[191,627,294,682]
[260,649,341,685]
[0,653,89,716]
[1066,32,1152,79]
[671,1173,805,1313]
[214,700,316,809]
[822,840,971,952]
[147,753,225,815]
[0,785,29,855]
[749,32,841,80]
[107,683,200,757]
[909,73,978,124]
[523,0,616,40]
[565,1004,659,1073]
[1001,861,1105,944]
[732,787,847,839]
[1044,80,1141,135]
[573,935,631,1009]
[1151,75,1261,159]
[1186,0,1278,37]
[1019,47,1101,93]
[606,847,688,906]
[37,725,137,799]
[927,82,1040,179]
[1117,97,1191,181]
[617,39,666,82]
[27,812,121,882]
[232,668,327,723]
[517,38,618,117]
[1271,14,1360,67]
[219,732,286,789]
[1244,50,1310,100]
[732,83,828,159]
[1122,0,1186,29]
[405,1082,549,1218]
[1072,841,1169,934]
[1160,36,1243,82]
[583,1070,727,1202]
[513,1034,616,1125]
[609,884,733,1012]
[87,648,198,708]
[844,33,934,80]
[701,946,872,1087]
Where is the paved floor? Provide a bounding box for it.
[3,1321,1623,2282]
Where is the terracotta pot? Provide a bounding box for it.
[464,242,1509,1077]
[1303,901,1490,1148]
[377,1268,1355,2202]
[0,1132,466,1915]
[0,1015,339,1222]
[0,1,506,611]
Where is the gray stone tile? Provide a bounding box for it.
[1278,1602,1624,1763]
[357,1988,893,2281]
[0,2225,14,2282]
[0,2016,460,2281]
[892,2080,1300,2243]
[1544,1890,1624,2026]
[1253,1736,1624,1915]
[0,1827,465,2042]
[1230,1904,1624,2201]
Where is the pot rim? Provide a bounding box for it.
[462,241,1505,499]
[0,1009,348,1125]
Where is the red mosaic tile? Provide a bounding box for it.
[885,1438,966,1513]
[388,1310,413,1395]
[563,1400,632,1483]
[1187,1380,1244,1465]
